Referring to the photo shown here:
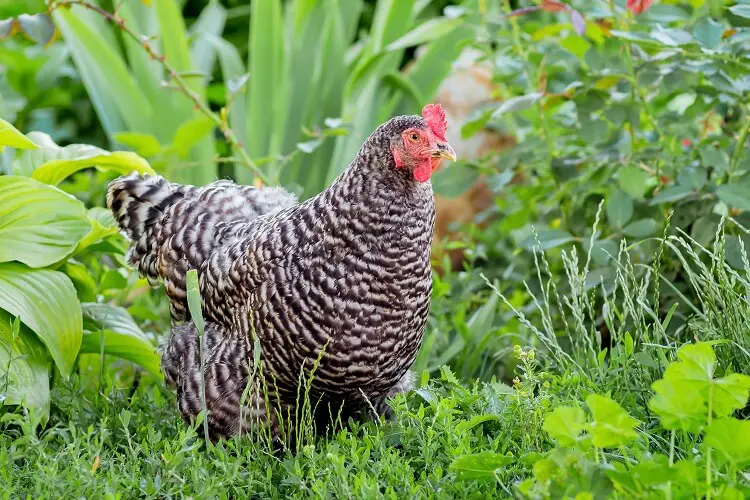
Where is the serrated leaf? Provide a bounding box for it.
[649,378,706,433]
[79,303,161,378]
[586,394,639,448]
[0,263,81,378]
[0,176,90,268]
[543,406,587,446]
[705,418,750,466]
[712,373,750,417]
[0,118,38,151]
[449,451,515,481]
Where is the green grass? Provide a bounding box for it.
[3,218,749,499]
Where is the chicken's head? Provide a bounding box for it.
[389,104,456,182]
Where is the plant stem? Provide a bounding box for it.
[47,0,271,185]
[706,383,714,500]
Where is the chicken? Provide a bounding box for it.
[107,105,456,443]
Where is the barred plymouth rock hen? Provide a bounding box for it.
[107,105,456,443]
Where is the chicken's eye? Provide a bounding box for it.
[409,132,420,142]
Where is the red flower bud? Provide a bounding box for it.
[626,0,653,15]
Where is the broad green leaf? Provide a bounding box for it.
[623,219,661,238]
[586,394,639,448]
[543,406,587,446]
[0,309,50,419]
[33,151,154,186]
[705,418,750,466]
[617,166,651,200]
[0,176,90,268]
[13,131,154,186]
[74,209,121,256]
[385,17,461,51]
[0,263,81,378]
[649,185,693,205]
[79,303,161,378]
[674,342,715,381]
[607,190,634,228]
[172,116,215,158]
[649,378,706,433]
[716,184,750,211]
[0,118,38,150]
[712,373,750,417]
[449,451,515,481]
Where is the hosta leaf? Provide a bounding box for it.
[586,394,639,448]
[0,263,81,377]
[80,303,161,378]
[32,150,154,186]
[543,406,587,446]
[705,418,750,466]
[0,118,38,150]
[0,176,90,268]
[449,451,515,481]
[0,309,50,420]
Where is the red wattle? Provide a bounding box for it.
[413,165,432,182]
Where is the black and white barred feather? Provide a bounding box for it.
[108,115,436,442]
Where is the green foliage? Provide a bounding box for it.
[50,1,224,184]
[0,123,161,419]
[527,342,750,499]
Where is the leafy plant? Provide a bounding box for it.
[0,118,160,421]
[523,342,750,499]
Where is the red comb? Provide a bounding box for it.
[422,103,447,141]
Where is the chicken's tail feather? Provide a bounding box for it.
[107,173,195,283]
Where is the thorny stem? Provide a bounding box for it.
[47,0,272,185]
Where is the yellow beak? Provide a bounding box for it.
[430,143,457,162]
